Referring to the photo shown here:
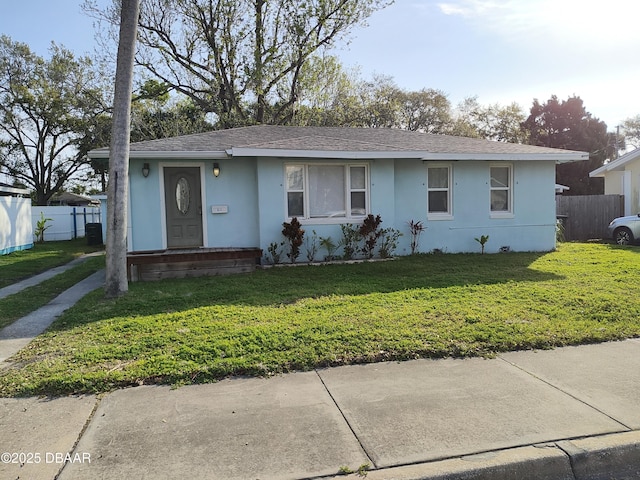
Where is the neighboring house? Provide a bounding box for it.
[88,126,587,258]
[48,192,100,207]
[590,148,640,216]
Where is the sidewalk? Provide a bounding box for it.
[1,270,640,479]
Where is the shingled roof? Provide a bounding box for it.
[88,125,588,162]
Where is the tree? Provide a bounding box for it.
[450,97,526,143]
[80,80,213,192]
[130,95,213,143]
[84,0,393,128]
[290,54,361,126]
[621,115,640,150]
[0,36,107,205]
[521,95,610,195]
[105,0,140,298]
[353,74,403,128]
[396,88,452,134]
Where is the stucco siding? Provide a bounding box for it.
[603,171,624,195]
[602,160,640,215]
[256,157,287,254]
[256,157,388,260]
[393,159,427,255]
[369,158,396,227]
[626,161,640,214]
[393,160,557,253]
[129,158,163,251]
[128,158,260,251]
[127,156,558,256]
[254,158,557,257]
[205,158,259,247]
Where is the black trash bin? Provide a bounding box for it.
[86,223,103,245]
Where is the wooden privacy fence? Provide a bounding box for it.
[556,195,624,241]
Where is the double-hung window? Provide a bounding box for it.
[427,164,452,219]
[286,164,368,221]
[490,165,513,216]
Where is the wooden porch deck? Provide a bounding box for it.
[127,247,263,282]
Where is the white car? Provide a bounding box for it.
[608,214,640,245]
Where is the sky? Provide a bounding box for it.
[1,0,640,131]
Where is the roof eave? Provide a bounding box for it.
[421,152,588,162]
[590,148,640,177]
[0,185,30,195]
[87,150,229,159]
[227,147,419,159]
[229,148,588,162]
[87,146,589,163]
[589,165,607,177]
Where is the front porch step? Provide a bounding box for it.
[127,248,262,282]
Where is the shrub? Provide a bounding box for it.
[34,212,52,243]
[340,223,361,260]
[379,228,402,258]
[407,220,425,255]
[359,214,383,259]
[319,236,338,262]
[475,234,489,254]
[305,230,319,262]
[266,242,283,264]
[556,219,566,243]
[282,217,305,263]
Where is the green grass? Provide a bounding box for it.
[0,239,104,289]
[1,243,639,397]
[0,256,105,330]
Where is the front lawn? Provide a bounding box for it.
[1,243,639,397]
[0,238,104,288]
[0,255,105,330]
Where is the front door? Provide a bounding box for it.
[164,167,203,248]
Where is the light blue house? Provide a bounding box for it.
[88,126,587,264]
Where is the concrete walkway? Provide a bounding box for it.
[0,251,104,300]
[1,268,640,479]
[0,269,105,365]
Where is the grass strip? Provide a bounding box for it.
[0,239,104,288]
[0,256,105,330]
[0,243,639,397]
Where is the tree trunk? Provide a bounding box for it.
[105,0,139,298]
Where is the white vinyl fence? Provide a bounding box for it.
[0,196,33,255]
[31,206,101,242]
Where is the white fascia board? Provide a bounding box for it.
[87,149,108,159]
[0,185,30,195]
[87,150,228,159]
[226,147,421,159]
[228,148,588,161]
[421,152,589,163]
[590,148,640,177]
[589,164,608,177]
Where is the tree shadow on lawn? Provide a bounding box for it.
[598,241,640,253]
[48,251,564,331]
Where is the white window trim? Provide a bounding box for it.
[427,163,453,220]
[490,163,514,219]
[284,163,370,224]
